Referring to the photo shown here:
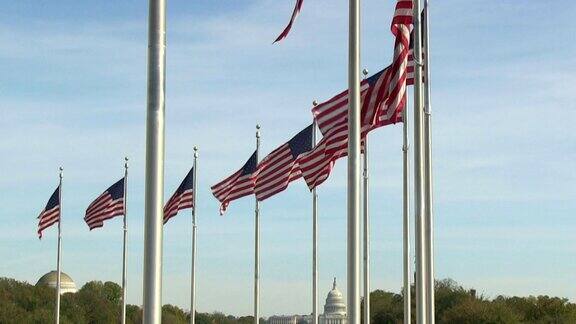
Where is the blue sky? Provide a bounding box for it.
[1,0,575,317]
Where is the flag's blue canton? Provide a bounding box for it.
[44,186,60,210]
[366,68,386,87]
[175,168,194,194]
[107,178,125,200]
[288,124,314,159]
[241,151,258,176]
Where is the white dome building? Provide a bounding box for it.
[319,278,347,324]
[36,271,77,294]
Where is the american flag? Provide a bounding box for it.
[163,167,194,224]
[274,0,304,43]
[255,124,314,201]
[312,67,395,137]
[84,178,125,230]
[211,151,258,215]
[298,123,369,190]
[300,0,414,189]
[37,185,61,239]
[377,0,414,126]
[312,0,414,137]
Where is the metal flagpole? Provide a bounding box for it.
[361,68,370,324]
[422,1,435,322]
[402,95,411,324]
[122,158,129,324]
[347,0,362,323]
[412,0,428,323]
[55,167,63,324]
[191,147,199,324]
[362,136,370,324]
[312,101,319,324]
[254,125,261,324]
[143,0,166,321]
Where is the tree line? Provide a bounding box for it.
[1,277,575,323]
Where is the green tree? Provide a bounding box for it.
[440,298,520,324]
[162,304,188,324]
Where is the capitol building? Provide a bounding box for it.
[35,270,77,294]
[268,278,346,324]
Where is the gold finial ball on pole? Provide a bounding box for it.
[362,68,369,77]
[124,157,129,169]
[313,100,318,107]
[194,146,199,158]
[256,124,261,138]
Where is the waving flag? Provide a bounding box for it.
[211,151,258,214]
[299,122,371,190]
[163,167,194,224]
[313,67,392,136]
[37,186,61,239]
[84,178,125,230]
[377,0,413,124]
[255,125,313,201]
[313,0,413,136]
[274,0,304,43]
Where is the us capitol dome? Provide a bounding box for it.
[268,278,347,324]
[319,278,347,324]
[36,271,77,294]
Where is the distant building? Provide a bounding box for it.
[268,315,312,324]
[36,271,77,294]
[268,278,346,324]
[319,278,346,324]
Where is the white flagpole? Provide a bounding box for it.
[312,102,319,324]
[361,68,370,324]
[143,0,166,321]
[55,167,63,324]
[412,0,428,323]
[347,0,362,323]
[254,125,261,324]
[402,95,411,324]
[122,158,129,324]
[190,147,199,324]
[422,1,435,322]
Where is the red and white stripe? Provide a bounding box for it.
[407,49,415,85]
[298,125,346,190]
[163,189,194,224]
[301,92,404,190]
[378,0,413,124]
[255,144,302,201]
[313,0,413,137]
[84,193,124,230]
[274,0,304,43]
[299,123,371,190]
[312,79,373,137]
[37,205,60,239]
[211,170,256,215]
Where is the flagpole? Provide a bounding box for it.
[412,0,428,323]
[121,157,129,324]
[347,0,362,322]
[191,147,199,324]
[55,167,63,324]
[143,0,166,321]
[402,95,411,324]
[361,68,370,324]
[312,101,319,324]
[422,1,435,322]
[254,125,261,324]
